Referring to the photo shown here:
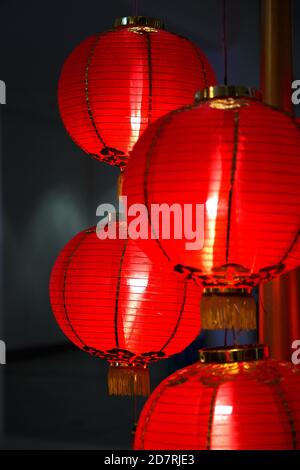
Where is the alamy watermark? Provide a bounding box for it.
[291,340,300,365]
[0,80,6,105]
[292,80,300,106]
[96,196,205,250]
[0,340,6,365]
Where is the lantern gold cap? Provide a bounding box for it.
[199,344,269,364]
[195,85,262,103]
[114,16,165,30]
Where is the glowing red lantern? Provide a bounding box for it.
[123,86,300,288]
[49,223,202,395]
[134,345,300,450]
[58,16,216,167]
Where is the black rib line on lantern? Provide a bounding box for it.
[85,34,107,150]
[62,231,91,349]
[206,385,220,450]
[145,32,153,125]
[278,230,300,266]
[264,101,298,120]
[273,382,298,449]
[189,40,208,87]
[225,109,240,264]
[140,380,168,449]
[143,104,196,264]
[114,238,129,348]
[159,279,188,353]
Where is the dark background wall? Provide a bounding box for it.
[0,0,299,449]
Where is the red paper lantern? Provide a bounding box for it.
[58,16,216,167]
[123,86,300,288]
[49,223,202,395]
[134,345,300,450]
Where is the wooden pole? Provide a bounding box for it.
[260,0,300,360]
[260,0,293,114]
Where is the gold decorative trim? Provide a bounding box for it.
[195,85,262,102]
[110,362,148,369]
[199,345,269,364]
[114,16,164,30]
[108,363,150,396]
[203,288,251,296]
[201,289,257,330]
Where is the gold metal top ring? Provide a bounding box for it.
[199,344,269,364]
[114,16,165,30]
[203,287,252,297]
[110,362,148,369]
[195,85,262,102]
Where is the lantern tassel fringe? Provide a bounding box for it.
[201,294,257,330]
[108,365,150,396]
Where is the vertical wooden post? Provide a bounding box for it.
[260,0,300,360]
[261,0,293,114]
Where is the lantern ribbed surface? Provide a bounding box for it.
[58,20,216,167]
[134,350,300,450]
[123,94,300,287]
[49,225,202,364]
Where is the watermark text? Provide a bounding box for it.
[0,80,6,105]
[0,340,6,365]
[96,197,205,251]
[292,80,300,105]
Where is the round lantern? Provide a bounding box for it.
[123,85,300,288]
[134,344,300,450]
[49,222,202,396]
[58,16,216,167]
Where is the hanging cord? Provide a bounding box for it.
[131,392,137,446]
[232,327,237,346]
[224,327,228,347]
[133,391,137,423]
[259,288,269,344]
[222,0,228,85]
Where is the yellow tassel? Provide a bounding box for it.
[201,291,257,330]
[108,364,150,396]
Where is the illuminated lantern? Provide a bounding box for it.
[123,85,300,327]
[58,16,216,167]
[49,222,202,396]
[123,85,300,286]
[134,345,300,450]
